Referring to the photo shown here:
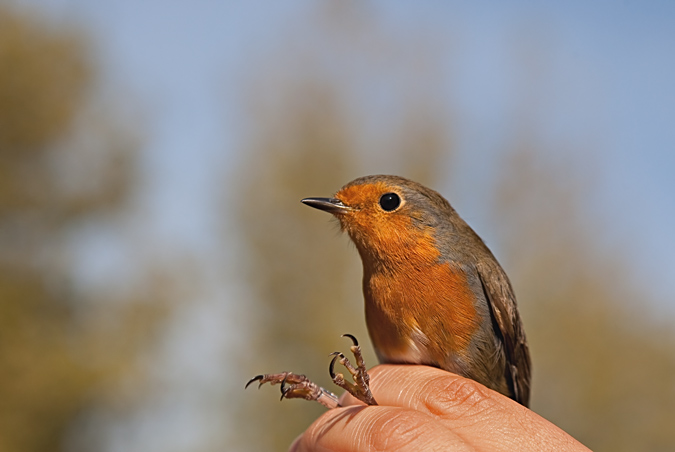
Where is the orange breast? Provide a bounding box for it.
[362,234,481,366]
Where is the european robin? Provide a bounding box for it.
[247,175,531,408]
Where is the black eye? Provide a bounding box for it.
[379,193,401,211]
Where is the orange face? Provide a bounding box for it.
[333,181,437,268]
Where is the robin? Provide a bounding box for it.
[247,175,531,408]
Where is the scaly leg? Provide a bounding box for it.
[246,372,340,409]
[329,334,377,406]
[245,334,376,408]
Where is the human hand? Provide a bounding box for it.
[289,365,590,452]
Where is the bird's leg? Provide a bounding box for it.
[245,372,340,409]
[244,334,376,408]
[329,334,378,406]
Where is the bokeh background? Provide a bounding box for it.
[2,1,675,451]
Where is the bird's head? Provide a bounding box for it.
[302,175,457,267]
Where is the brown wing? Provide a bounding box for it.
[476,261,531,407]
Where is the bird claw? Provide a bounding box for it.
[329,334,377,406]
[245,371,340,409]
[245,334,376,408]
[342,333,359,346]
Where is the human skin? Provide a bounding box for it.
[289,365,591,452]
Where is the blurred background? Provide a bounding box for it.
[1,1,674,451]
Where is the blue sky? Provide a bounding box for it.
[16,1,675,450]
[42,0,674,308]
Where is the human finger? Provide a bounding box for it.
[289,404,470,452]
[365,365,590,452]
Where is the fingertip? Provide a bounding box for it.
[293,365,589,452]
[367,365,453,401]
[288,434,302,452]
[366,364,511,419]
[297,405,462,451]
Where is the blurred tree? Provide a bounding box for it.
[493,147,675,452]
[231,82,365,450]
[0,5,168,452]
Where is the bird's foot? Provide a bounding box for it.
[245,334,376,408]
[329,334,378,406]
[245,372,340,409]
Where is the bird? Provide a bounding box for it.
[247,174,530,408]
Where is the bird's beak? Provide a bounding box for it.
[301,197,350,214]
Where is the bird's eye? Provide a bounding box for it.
[379,193,401,212]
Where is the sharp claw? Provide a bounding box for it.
[342,333,359,346]
[245,375,263,389]
[329,353,340,378]
[280,374,289,401]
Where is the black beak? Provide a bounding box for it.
[301,197,350,214]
